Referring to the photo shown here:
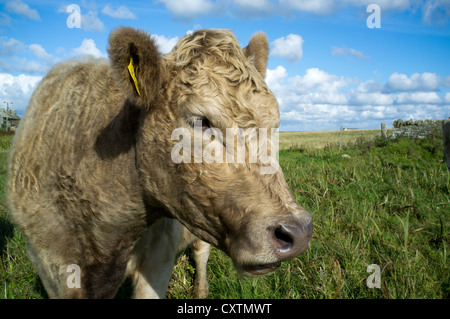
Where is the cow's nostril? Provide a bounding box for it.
[273,225,295,252]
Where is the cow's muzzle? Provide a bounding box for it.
[236,215,313,276]
[271,219,313,260]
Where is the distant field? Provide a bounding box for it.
[279,129,391,150]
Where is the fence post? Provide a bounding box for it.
[381,123,387,140]
[340,125,343,150]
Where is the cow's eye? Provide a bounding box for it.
[189,116,211,130]
[200,118,210,130]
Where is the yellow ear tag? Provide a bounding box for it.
[127,57,141,96]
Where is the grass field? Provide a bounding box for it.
[0,130,449,299]
[278,128,389,150]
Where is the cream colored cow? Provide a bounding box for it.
[8,27,312,298]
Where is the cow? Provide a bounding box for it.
[443,118,450,171]
[7,27,313,298]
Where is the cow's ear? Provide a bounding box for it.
[108,27,164,108]
[243,32,269,79]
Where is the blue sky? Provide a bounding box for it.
[1,0,449,131]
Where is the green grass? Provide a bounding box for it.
[1,133,449,299]
[272,135,449,298]
[0,132,14,151]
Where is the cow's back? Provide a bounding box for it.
[10,58,122,168]
[8,58,125,222]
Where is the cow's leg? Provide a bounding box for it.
[191,239,211,299]
[127,218,183,298]
[26,240,85,298]
[176,227,210,298]
[27,237,131,298]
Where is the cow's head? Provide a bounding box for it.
[108,27,312,276]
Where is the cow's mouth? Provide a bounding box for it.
[241,261,282,276]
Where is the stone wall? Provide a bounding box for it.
[391,119,444,139]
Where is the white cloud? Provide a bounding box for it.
[266,66,449,131]
[29,44,52,61]
[154,0,448,24]
[422,0,450,25]
[0,37,60,74]
[442,76,450,89]
[396,92,442,104]
[270,34,304,62]
[158,0,217,19]
[152,34,179,54]
[331,46,368,59]
[348,80,395,106]
[186,24,203,35]
[356,80,385,93]
[291,68,354,94]
[349,92,394,106]
[27,44,60,72]
[279,0,411,15]
[0,56,48,74]
[279,0,335,15]
[386,72,440,92]
[154,0,448,25]
[0,73,42,113]
[101,5,137,19]
[344,0,411,11]
[0,37,26,56]
[265,65,288,89]
[58,4,104,31]
[0,12,12,26]
[233,0,274,17]
[81,10,104,31]
[0,73,41,95]
[234,0,271,10]
[444,92,450,103]
[5,0,41,21]
[71,39,106,59]
[266,67,354,116]
[1,37,55,63]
